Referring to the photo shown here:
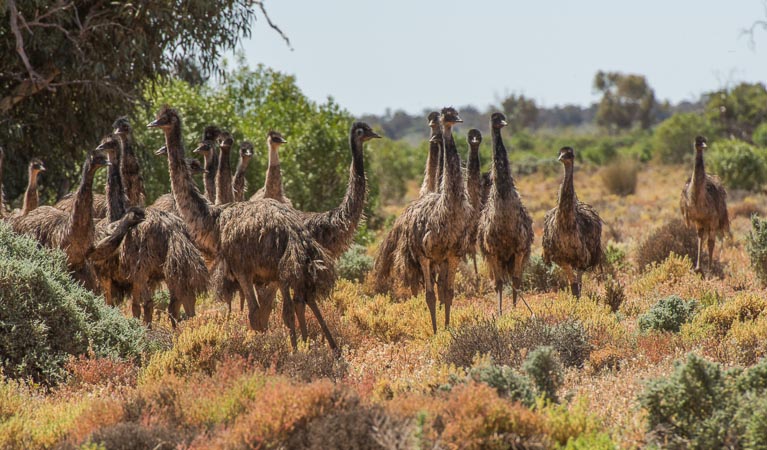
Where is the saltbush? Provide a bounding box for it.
[523,346,563,402]
[443,319,513,368]
[466,359,536,406]
[707,140,767,192]
[638,295,698,333]
[337,244,374,283]
[640,354,767,449]
[746,215,767,287]
[523,254,568,293]
[0,222,147,385]
[635,219,699,271]
[514,318,592,369]
[600,158,639,196]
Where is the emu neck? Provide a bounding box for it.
[420,131,441,196]
[215,145,234,204]
[557,163,576,226]
[467,142,481,210]
[106,151,128,222]
[119,134,145,207]
[691,149,706,197]
[68,161,97,267]
[441,124,464,205]
[491,127,516,200]
[232,156,251,202]
[21,169,39,215]
[436,137,445,192]
[202,146,218,202]
[263,142,284,200]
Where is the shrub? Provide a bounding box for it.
[638,295,697,333]
[0,222,147,385]
[754,122,767,147]
[514,318,592,369]
[652,113,715,164]
[707,140,767,191]
[87,423,183,450]
[581,141,617,165]
[600,158,639,196]
[443,319,513,368]
[640,355,767,449]
[523,346,563,402]
[635,219,699,271]
[600,275,625,313]
[337,244,374,283]
[747,215,767,287]
[466,360,536,407]
[522,255,568,293]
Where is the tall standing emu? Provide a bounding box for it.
[112,117,146,207]
[679,135,729,273]
[466,128,485,276]
[19,159,46,216]
[148,106,338,350]
[215,131,235,205]
[232,141,254,202]
[11,150,110,290]
[420,111,442,196]
[477,114,533,314]
[542,146,603,298]
[250,131,291,205]
[193,126,221,203]
[375,107,472,333]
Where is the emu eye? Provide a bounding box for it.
[356,129,363,136]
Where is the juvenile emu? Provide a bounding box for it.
[477,113,533,313]
[542,146,603,298]
[679,135,730,273]
[193,125,221,203]
[232,141,254,202]
[149,106,338,350]
[20,159,46,216]
[250,131,291,205]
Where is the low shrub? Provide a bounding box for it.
[0,222,147,385]
[640,354,767,449]
[514,318,591,368]
[746,215,767,287]
[707,140,767,192]
[337,244,374,283]
[601,158,639,196]
[600,275,625,313]
[442,319,513,368]
[523,346,563,402]
[638,295,698,333]
[581,141,617,165]
[523,254,568,293]
[466,359,536,406]
[635,219,699,271]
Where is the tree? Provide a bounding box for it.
[704,82,767,142]
[0,0,287,203]
[652,113,714,164]
[501,94,539,132]
[593,71,657,131]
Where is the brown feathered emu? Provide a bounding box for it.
[375,107,472,333]
[243,124,380,337]
[250,130,291,205]
[87,207,146,262]
[679,135,730,273]
[55,191,108,219]
[420,111,442,197]
[477,113,533,314]
[232,141,254,202]
[148,106,337,350]
[11,150,110,290]
[466,128,484,276]
[542,146,603,298]
[150,146,207,214]
[0,146,5,217]
[20,158,46,216]
[112,117,146,207]
[193,125,221,203]
[92,135,208,327]
[215,131,235,205]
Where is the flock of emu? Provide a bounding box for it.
[0,106,730,350]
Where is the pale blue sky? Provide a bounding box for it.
[238,0,767,115]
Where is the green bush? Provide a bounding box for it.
[753,123,767,147]
[467,362,536,406]
[523,346,563,402]
[640,354,767,449]
[638,295,697,333]
[443,319,514,368]
[0,222,147,384]
[600,158,639,196]
[514,318,591,369]
[523,255,568,293]
[653,113,715,164]
[337,244,374,283]
[581,141,617,165]
[747,215,767,287]
[707,140,767,192]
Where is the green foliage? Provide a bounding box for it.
[467,362,536,407]
[510,130,537,152]
[501,94,539,131]
[638,295,697,333]
[600,158,639,196]
[523,255,568,293]
[515,318,592,369]
[581,141,617,165]
[369,138,420,205]
[337,245,374,283]
[134,63,366,214]
[652,113,714,164]
[754,123,767,147]
[707,140,767,192]
[0,1,266,204]
[0,222,146,385]
[705,82,767,141]
[640,355,767,449]
[593,71,656,130]
[746,215,767,287]
[523,346,563,402]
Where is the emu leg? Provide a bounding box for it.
[295,299,308,342]
[443,257,458,329]
[563,265,577,298]
[254,283,278,331]
[234,273,261,331]
[421,258,437,334]
[142,290,154,327]
[130,283,142,320]
[306,296,338,351]
[281,289,298,350]
[575,270,583,299]
[496,280,504,316]
[512,255,525,308]
[167,291,182,328]
[472,253,479,277]
[695,232,704,273]
[707,233,716,275]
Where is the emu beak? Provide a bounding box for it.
[112,128,122,135]
[154,146,168,156]
[192,144,205,154]
[95,143,108,151]
[429,135,440,144]
[500,120,509,127]
[428,119,438,127]
[454,115,463,123]
[369,131,382,139]
[40,165,46,172]
[557,153,564,162]
[104,160,113,166]
[147,119,161,128]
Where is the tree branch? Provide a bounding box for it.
[7,0,42,82]
[743,0,767,48]
[251,0,292,50]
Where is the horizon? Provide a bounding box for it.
[239,0,767,116]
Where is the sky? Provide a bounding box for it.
[238,0,767,116]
